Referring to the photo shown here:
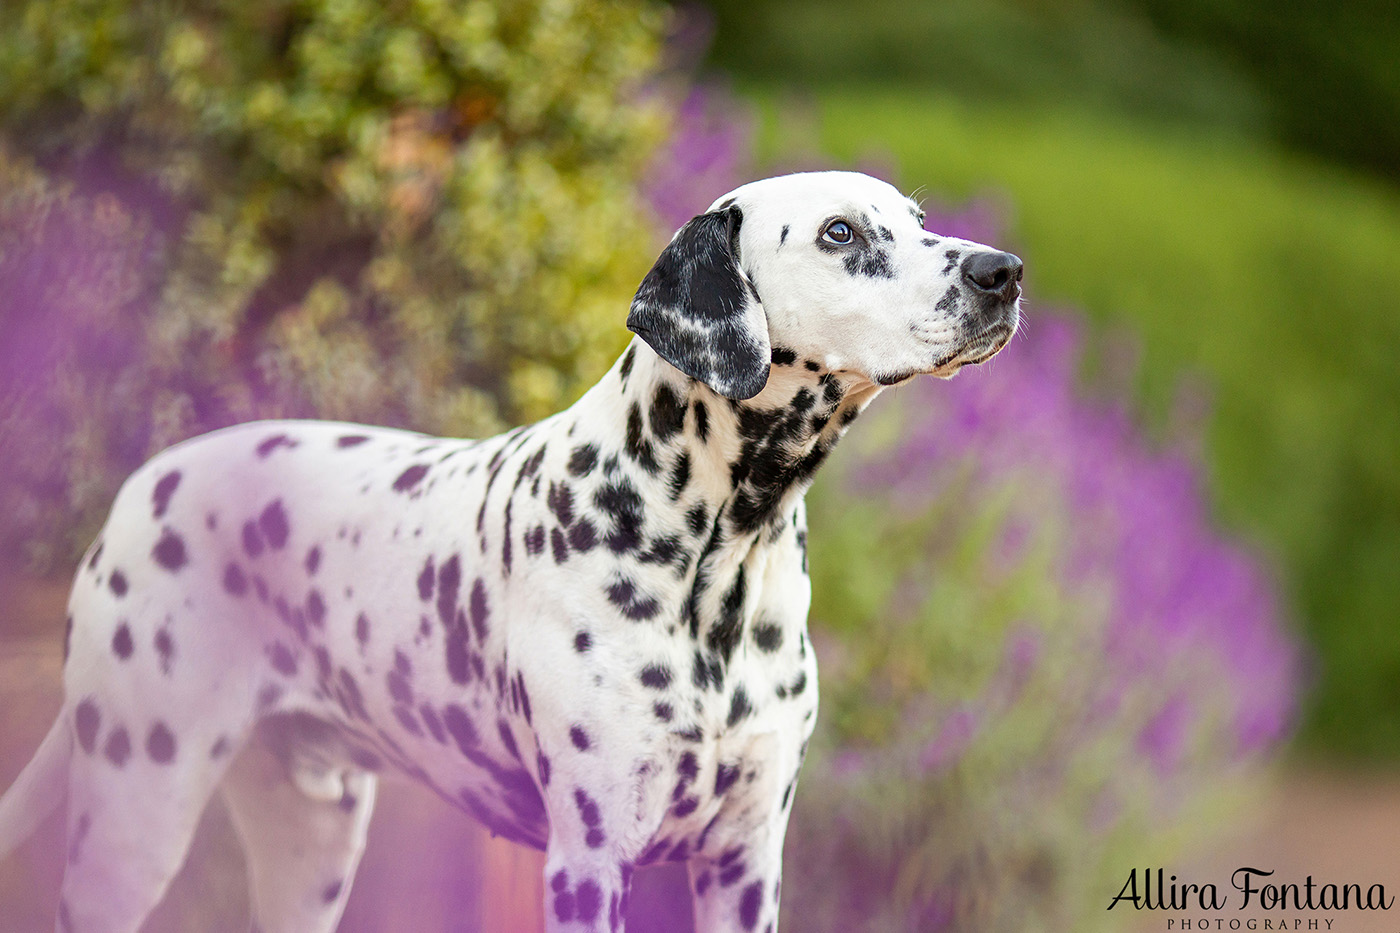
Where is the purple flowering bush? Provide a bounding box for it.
[641,84,756,233]
[782,304,1301,930]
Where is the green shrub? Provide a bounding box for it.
[701,0,1268,133]
[0,0,666,570]
[701,0,1400,181]
[0,156,167,570]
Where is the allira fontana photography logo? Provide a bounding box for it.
[1108,867,1394,931]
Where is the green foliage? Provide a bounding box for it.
[1124,0,1400,179]
[700,0,1400,181]
[0,0,667,569]
[749,85,1400,757]
[701,0,1268,136]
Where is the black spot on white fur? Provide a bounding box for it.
[112,624,133,660]
[640,664,671,689]
[843,244,893,279]
[74,699,100,755]
[258,500,290,550]
[223,562,248,597]
[393,464,430,494]
[255,434,296,459]
[740,879,765,929]
[152,471,181,519]
[103,727,131,768]
[146,722,176,764]
[152,529,187,571]
[154,629,175,675]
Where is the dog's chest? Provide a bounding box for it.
[317,420,817,852]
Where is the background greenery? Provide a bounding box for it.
[0,0,664,568]
[700,0,1400,759]
[704,0,1400,180]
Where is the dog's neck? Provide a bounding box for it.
[556,338,882,661]
[592,338,880,545]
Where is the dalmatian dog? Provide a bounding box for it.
[0,170,1021,932]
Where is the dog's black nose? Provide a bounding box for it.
[962,250,1023,302]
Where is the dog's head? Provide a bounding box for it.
[628,171,1021,399]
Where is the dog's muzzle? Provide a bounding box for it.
[953,249,1021,366]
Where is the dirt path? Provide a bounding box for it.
[1124,772,1400,933]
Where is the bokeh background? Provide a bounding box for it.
[0,0,1397,930]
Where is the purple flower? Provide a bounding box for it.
[859,305,1300,764]
[919,198,1005,248]
[919,704,982,773]
[642,86,754,232]
[1139,695,1193,773]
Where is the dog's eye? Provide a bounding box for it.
[822,221,853,245]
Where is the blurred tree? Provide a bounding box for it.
[1124,0,1400,179]
[698,0,1270,132]
[0,0,667,570]
[697,0,1400,181]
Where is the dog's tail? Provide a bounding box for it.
[0,714,70,859]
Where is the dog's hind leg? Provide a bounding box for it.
[220,719,377,933]
[0,716,70,860]
[56,701,244,933]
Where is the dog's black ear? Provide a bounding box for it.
[627,205,770,400]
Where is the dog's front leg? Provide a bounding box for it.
[541,839,634,933]
[687,817,787,933]
[538,765,658,933]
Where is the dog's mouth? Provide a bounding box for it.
[871,316,1018,387]
[960,322,1016,364]
[928,321,1016,378]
